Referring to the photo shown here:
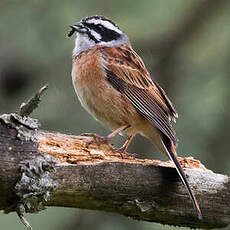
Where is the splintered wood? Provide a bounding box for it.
[37,131,209,171]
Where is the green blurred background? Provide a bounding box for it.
[0,0,230,229]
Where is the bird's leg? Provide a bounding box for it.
[82,125,130,148]
[116,135,134,158]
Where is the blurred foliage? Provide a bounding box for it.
[0,0,230,229]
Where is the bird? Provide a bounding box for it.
[68,15,202,220]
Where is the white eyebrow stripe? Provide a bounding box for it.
[86,18,122,34]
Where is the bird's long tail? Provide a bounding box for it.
[161,137,202,220]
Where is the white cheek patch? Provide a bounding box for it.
[87,18,122,34]
[73,33,95,56]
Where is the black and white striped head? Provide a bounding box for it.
[68,15,128,55]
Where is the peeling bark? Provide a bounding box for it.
[0,118,229,229]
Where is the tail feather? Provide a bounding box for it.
[161,138,202,220]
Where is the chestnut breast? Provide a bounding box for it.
[71,47,141,130]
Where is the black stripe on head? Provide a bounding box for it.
[84,23,121,42]
[86,29,100,43]
[82,15,118,28]
[82,15,122,43]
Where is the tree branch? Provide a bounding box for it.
[0,114,229,229]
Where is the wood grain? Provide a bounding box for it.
[0,121,229,229]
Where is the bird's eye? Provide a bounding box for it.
[97,24,104,31]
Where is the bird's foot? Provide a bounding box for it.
[81,133,110,148]
[116,147,127,159]
[112,146,132,159]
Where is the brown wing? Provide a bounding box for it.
[102,44,178,145]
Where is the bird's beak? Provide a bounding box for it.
[67,22,87,37]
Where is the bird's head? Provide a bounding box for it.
[68,15,128,55]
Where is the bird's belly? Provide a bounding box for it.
[73,77,132,130]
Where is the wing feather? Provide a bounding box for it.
[102,45,178,145]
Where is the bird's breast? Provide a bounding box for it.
[71,48,141,130]
[72,49,103,114]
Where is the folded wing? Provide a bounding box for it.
[102,45,178,145]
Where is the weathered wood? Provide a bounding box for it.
[0,120,229,229]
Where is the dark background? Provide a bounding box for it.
[0,0,230,229]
